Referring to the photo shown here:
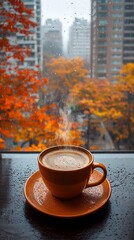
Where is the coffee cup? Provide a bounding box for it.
[38,145,107,199]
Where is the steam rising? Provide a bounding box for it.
[56,107,73,145]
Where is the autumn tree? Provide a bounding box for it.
[41,56,88,147]
[0,67,60,150]
[96,63,134,150]
[0,0,37,66]
[69,77,116,149]
[0,0,59,150]
[0,0,84,150]
[43,57,88,109]
[70,64,134,150]
[111,63,134,149]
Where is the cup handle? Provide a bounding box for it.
[86,162,107,188]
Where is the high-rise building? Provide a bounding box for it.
[0,0,42,71]
[68,18,90,63]
[18,0,42,71]
[90,0,134,82]
[43,19,63,57]
[123,0,134,65]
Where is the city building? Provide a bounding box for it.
[123,1,134,65]
[18,0,42,71]
[0,0,42,71]
[68,18,90,63]
[43,19,63,57]
[90,0,134,82]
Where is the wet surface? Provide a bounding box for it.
[0,153,134,240]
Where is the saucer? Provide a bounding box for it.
[24,170,111,218]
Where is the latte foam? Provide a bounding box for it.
[42,149,89,170]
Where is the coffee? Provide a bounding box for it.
[38,146,107,199]
[42,149,89,170]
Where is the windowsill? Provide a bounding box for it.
[0,150,134,240]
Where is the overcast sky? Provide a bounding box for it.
[41,0,91,51]
[41,0,91,25]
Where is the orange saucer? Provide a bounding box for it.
[24,170,111,218]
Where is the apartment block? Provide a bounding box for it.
[0,0,42,71]
[90,0,134,82]
[18,0,42,71]
[68,18,90,63]
[43,19,63,57]
[123,0,134,64]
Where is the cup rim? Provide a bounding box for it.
[38,145,94,172]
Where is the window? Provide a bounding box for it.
[112,66,121,71]
[98,68,106,73]
[124,12,134,17]
[125,0,134,2]
[112,13,123,17]
[124,39,133,45]
[98,40,107,46]
[112,5,123,10]
[112,34,122,38]
[123,53,134,57]
[124,33,134,37]
[112,0,122,2]
[125,19,134,24]
[98,5,108,11]
[98,0,108,3]
[125,5,134,10]
[112,47,122,52]
[112,39,122,43]
[98,12,107,17]
[112,60,122,64]
[0,0,134,152]
[99,33,107,38]
[98,26,107,31]
[112,26,122,31]
[98,59,107,64]
[113,19,123,24]
[99,19,108,25]
[124,26,134,31]
[124,47,134,51]
[98,48,107,53]
[112,53,122,57]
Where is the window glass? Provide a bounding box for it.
[99,19,108,25]
[112,0,122,2]
[0,0,134,151]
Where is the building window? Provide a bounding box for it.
[98,12,107,17]
[99,19,108,25]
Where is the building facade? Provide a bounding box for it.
[43,19,63,57]
[0,0,42,71]
[123,0,134,65]
[68,18,90,63]
[90,0,134,82]
[18,0,42,71]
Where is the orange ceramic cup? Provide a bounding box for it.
[38,145,107,199]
